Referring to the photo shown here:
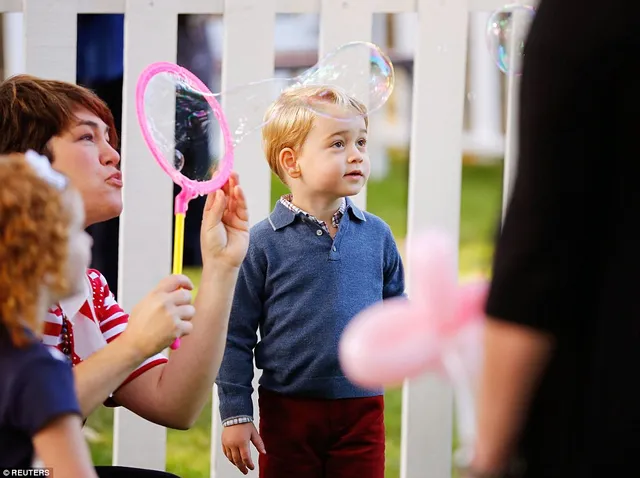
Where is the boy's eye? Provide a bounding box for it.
[358,139,367,147]
[332,141,344,148]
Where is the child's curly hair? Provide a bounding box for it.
[0,154,72,347]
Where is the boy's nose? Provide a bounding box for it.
[348,151,364,163]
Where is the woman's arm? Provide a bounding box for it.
[72,336,144,417]
[112,175,250,429]
[470,319,553,474]
[113,263,242,429]
[71,271,198,418]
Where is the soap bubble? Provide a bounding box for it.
[136,42,395,183]
[486,4,536,75]
[174,149,185,172]
[296,41,394,120]
[140,69,227,182]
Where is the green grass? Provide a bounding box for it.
[86,155,504,477]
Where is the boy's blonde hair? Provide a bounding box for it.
[262,85,368,183]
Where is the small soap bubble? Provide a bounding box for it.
[174,149,185,172]
[486,4,536,75]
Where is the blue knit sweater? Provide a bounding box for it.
[215,198,405,421]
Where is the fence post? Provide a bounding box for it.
[113,0,178,469]
[23,0,77,82]
[319,0,373,210]
[403,0,469,477]
[211,1,275,475]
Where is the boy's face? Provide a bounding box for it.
[294,104,370,199]
[47,109,122,227]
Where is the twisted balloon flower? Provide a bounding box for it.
[339,229,488,455]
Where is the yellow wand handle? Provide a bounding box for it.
[172,212,185,275]
[170,212,186,350]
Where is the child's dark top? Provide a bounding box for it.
[0,323,81,468]
[216,197,405,422]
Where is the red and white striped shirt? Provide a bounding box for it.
[42,269,168,400]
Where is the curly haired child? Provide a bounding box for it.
[0,152,97,476]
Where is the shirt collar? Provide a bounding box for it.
[58,274,90,319]
[268,196,365,231]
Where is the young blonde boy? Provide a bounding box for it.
[216,86,405,478]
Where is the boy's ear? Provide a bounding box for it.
[279,147,301,179]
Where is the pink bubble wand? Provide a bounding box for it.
[136,62,235,350]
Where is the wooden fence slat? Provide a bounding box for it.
[113,0,178,470]
[402,0,469,476]
[318,0,373,210]
[0,0,422,14]
[2,0,417,14]
[23,0,76,82]
[2,12,24,78]
[468,0,522,11]
[0,0,535,14]
[211,1,276,476]
[0,0,22,12]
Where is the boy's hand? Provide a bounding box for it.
[200,172,250,270]
[222,422,266,475]
[122,275,195,358]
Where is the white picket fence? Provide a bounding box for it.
[0,0,533,476]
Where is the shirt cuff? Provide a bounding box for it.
[221,415,254,427]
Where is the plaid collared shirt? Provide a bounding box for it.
[279,194,346,233]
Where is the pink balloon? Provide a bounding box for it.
[408,230,458,318]
[446,281,489,335]
[338,230,489,389]
[339,298,440,388]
